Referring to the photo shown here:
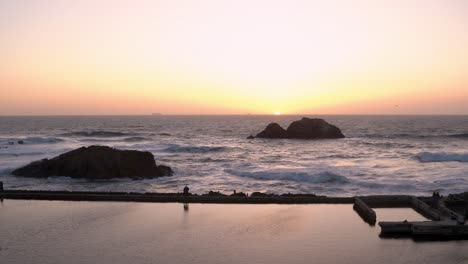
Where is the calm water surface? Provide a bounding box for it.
[1,200,467,264]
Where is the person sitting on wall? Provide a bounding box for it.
[183,186,190,195]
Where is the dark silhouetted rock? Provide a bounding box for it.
[286,117,345,139]
[17,140,24,144]
[255,123,289,139]
[12,145,173,179]
[252,117,345,139]
[247,135,255,139]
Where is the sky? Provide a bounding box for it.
[0,0,467,115]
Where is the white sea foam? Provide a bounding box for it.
[416,152,468,163]
[224,169,350,184]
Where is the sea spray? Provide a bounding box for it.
[224,169,350,184]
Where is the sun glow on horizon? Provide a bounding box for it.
[0,0,467,115]
[274,111,281,116]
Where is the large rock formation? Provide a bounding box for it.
[286,118,345,139]
[12,145,173,179]
[255,123,289,139]
[254,117,345,139]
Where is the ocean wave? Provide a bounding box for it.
[416,152,468,163]
[60,131,134,137]
[0,167,14,174]
[123,136,151,142]
[448,133,468,139]
[197,157,230,162]
[359,133,468,140]
[78,136,150,143]
[163,145,234,153]
[358,133,424,139]
[0,152,44,157]
[317,154,359,159]
[24,137,64,144]
[224,169,349,184]
[356,141,415,149]
[1,137,64,145]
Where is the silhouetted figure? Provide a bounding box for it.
[233,190,236,194]
[0,181,3,192]
[183,185,189,195]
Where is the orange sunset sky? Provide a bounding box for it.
[0,0,467,115]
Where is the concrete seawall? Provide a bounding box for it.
[354,197,377,224]
[0,190,354,204]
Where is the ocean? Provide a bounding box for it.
[0,115,467,196]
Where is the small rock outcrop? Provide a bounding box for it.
[254,117,345,139]
[255,123,289,139]
[12,145,173,179]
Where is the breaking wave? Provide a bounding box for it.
[60,131,134,137]
[416,152,468,163]
[164,145,233,153]
[224,169,350,184]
